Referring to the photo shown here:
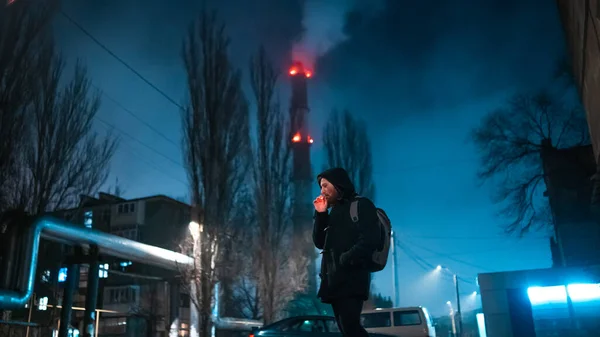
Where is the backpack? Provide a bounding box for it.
[350,197,392,272]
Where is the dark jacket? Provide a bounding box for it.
[313,168,380,303]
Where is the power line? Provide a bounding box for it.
[373,157,477,175]
[95,116,183,168]
[397,242,433,272]
[421,244,545,258]
[93,83,180,148]
[404,239,491,273]
[119,142,187,187]
[397,240,478,285]
[96,121,187,187]
[60,10,184,111]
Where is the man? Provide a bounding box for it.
[313,167,380,337]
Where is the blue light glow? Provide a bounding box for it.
[527,283,600,305]
[567,283,600,302]
[58,267,67,282]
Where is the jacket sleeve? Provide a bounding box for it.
[312,210,329,249]
[342,198,380,265]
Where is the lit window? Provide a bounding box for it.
[58,267,68,282]
[42,270,51,283]
[528,285,567,305]
[99,263,109,279]
[119,261,132,268]
[38,296,48,311]
[84,211,93,228]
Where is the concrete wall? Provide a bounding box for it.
[556,0,600,159]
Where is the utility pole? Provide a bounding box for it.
[453,274,463,337]
[391,231,400,307]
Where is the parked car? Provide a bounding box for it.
[360,307,436,337]
[249,315,394,337]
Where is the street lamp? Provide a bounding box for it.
[188,221,201,337]
[446,301,456,336]
[435,266,463,337]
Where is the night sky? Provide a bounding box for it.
[54,0,564,316]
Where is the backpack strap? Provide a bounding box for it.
[350,196,361,223]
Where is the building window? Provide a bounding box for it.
[179,322,189,337]
[117,203,136,214]
[99,317,127,335]
[102,209,111,222]
[84,211,93,228]
[99,263,109,278]
[112,228,138,241]
[106,286,139,304]
[41,270,51,283]
[180,293,190,308]
[58,267,68,283]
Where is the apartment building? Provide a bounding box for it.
[556,0,600,158]
[32,192,191,337]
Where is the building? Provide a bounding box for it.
[556,0,600,155]
[555,0,600,203]
[476,5,600,336]
[33,192,192,337]
[478,265,600,337]
[541,143,600,267]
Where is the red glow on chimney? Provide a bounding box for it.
[292,133,301,142]
[308,136,314,144]
[288,61,312,78]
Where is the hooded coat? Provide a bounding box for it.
[313,168,380,303]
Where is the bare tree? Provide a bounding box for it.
[130,282,166,337]
[0,0,58,210]
[248,47,308,323]
[472,90,589,236]
[5,46,118,214]
[323,109,376,200]
[230,258,261,320]
[108,177,126,197]
[180,10,250,337]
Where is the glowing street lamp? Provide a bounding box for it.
[188,221,200,240]
[434,265,463,337]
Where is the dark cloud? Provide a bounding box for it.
[316,0,566,124]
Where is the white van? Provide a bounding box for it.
[361,307,436,337]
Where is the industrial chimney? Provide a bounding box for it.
[288,61,316,293]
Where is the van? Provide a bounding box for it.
[361,307,436,337]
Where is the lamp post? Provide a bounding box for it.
[446,301,456,337]
[436,265,463,337]
[390,230,400,307]
[188,221,201,337]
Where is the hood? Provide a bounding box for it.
[317,167,357,200]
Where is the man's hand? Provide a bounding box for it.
[313,195,328,213]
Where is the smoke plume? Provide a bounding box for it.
[292,0,382,70]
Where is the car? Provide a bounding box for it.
[249,315,394,337]
[361,307,437,337]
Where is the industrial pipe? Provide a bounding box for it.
[0,215,193,309]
